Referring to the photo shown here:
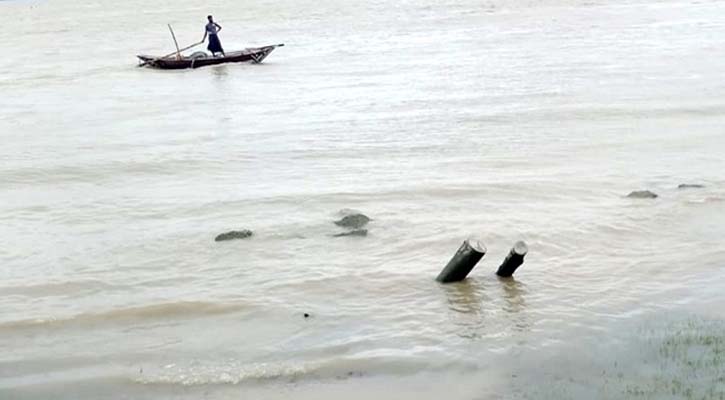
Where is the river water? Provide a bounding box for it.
[2,0,725,398]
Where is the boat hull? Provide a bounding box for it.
[138,44,282,70]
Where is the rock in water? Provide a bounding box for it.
[333,229,368,237]
[627,190,658,199]
[334,214,370,229]
[215,230,253,242]
[678,183,705,189]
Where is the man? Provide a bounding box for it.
[202,15,225,57]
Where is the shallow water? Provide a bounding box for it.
[2,0,725,398]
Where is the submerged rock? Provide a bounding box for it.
[333,229,368,237]
[627,190,658,199]
[678,183,705,189]
[334,213,371,229]
[214,230,253,242]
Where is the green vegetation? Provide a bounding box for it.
[616,317,725,400]
[526,317,725,400]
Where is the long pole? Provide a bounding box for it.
[168,24,181,60]
[161,42,201,59]
[138,42,202,67]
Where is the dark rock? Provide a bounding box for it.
[678,184,705,189]
[334,213,371,229]
[627,190,658,199]
[333,229,368,237]
[304,313,310,318]
[214,230,253,242]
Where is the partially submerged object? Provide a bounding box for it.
[678,183,705,189]
[333,229,368,237]
[215,230,253,242]
[436,239,530,283]
[627,190,658,199]
[138,44,283,69]
[332,210,371,237]
[436,239,487,283]
[334,214,371,229]
[496,241,529,278]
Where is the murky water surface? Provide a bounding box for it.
[2,0,725,398]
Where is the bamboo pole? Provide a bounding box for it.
[168,24,182,60]
[159,42,201,59]
[138,42,202,67]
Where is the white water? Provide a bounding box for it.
[2,0,725,398]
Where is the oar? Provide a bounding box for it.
[168,24,182,60]
[138,41,203,67]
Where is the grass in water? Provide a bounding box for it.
[616,317,725,400]
[526,317,725,400]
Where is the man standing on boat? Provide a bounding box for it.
[202,15,225,57]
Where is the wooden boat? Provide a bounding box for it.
[138,44,283,70]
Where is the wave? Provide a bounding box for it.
[0,279,120,297]
[0,301,249,332]
[466,103,725,124]
[0,157,207,186]
[133,354,470,387]
[685,196,725,204]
